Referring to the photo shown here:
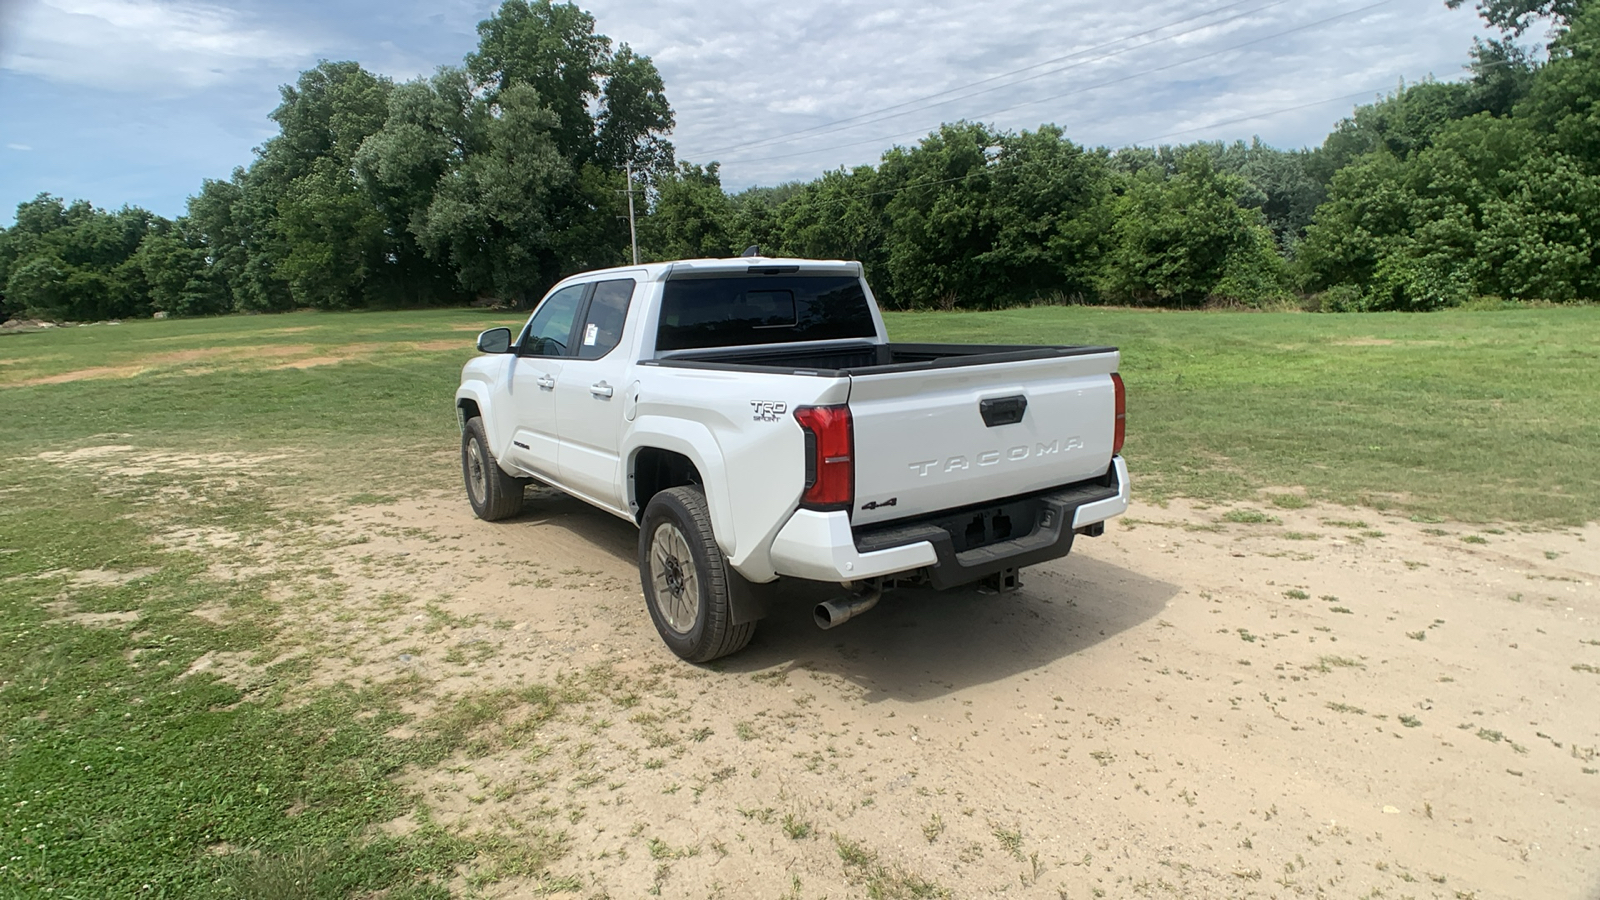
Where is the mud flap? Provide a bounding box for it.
[727,569,768,626]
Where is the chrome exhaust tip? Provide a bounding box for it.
[813,589,881,630]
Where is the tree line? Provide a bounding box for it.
[1,0,1594,321]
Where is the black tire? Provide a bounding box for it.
[639,486,755,663]
[462,416,526,521]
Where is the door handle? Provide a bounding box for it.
[536,375,556,390]
[590,381,614,398]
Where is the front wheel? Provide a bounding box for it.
[639,486,755,663]
[462,416,526,521]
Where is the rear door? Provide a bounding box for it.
[556,277,638,507]
[847,351,1120,527]
[506,283,586,479]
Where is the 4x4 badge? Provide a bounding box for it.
[860,498,898,511]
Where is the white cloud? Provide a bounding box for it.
[1,0,314,92]
[7,143,34,150]
[582,0,1494,188]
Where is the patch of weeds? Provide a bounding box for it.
[1283,589,1310,600]
[1545,550,1562,560]
[1409,514,1445,524]
[1090,749,1115,766]
[1322,519,1368,529]
[647,837,699,860]
[1282,532,1319,541]
[1460,535,1488,545]
[834,835,950,899]
[1403,560,1429,570]
[1399,715,1422,728]
[466,829,571,889]
[782,813,813,840]
[734,720,758,741]
[689,726,714,742]
[991,823,1025,861]
[1223,509,1280,525]
[1407,631,1426,641]
[1572,663,1600,675]
[1303,655,1364,673]
[1267,494,1310,509]
[750,670,788,686]
[922,813,945,843]
[1422,528,1450,537]
[1325,702,1366,715]
[348,492,398,506]
[1477,728,1504,744]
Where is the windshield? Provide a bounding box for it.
[656,275,875,351]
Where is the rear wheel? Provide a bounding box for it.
[462,416,526,521]
[639,486,755,662]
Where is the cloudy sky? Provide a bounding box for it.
[0,0,1496,223]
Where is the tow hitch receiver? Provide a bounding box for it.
[982,567,1022,593]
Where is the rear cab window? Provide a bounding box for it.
[575,279,635,360]
[656,275,876,352]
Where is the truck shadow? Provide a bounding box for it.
[719,556,1179,702]
[515,492,1178,703]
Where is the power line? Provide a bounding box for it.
[682,0,1280,159]
[712,0,1399,166]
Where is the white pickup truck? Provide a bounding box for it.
[456,256,1129,662]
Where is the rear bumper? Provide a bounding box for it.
[767,457,1128,587]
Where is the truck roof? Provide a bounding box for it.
[552,256,863,287]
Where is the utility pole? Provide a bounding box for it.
[625,162,639,265]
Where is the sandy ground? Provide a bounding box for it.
[29,443,1598,898]
[268,482,1597,900]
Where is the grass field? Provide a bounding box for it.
[0,304,1596,896]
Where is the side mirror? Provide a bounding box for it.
[477,327,513,354]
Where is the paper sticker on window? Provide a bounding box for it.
[584,323,599,346]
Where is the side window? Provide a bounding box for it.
[520,285,585,357]
[574,279,636,360]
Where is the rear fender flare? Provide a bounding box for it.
[626,417,735,559]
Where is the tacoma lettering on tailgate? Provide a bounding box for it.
[908,437,1084,477]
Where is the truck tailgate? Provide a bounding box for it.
[847,350,1120,527]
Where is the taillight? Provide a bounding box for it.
[794,405,854,511]
[1111,373,1126,455]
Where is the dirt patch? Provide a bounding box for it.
[56,440,1596,898]
[218,484,1596,900]
[66,567,159,587]
[8,365,147,387]
[269,356,345,370]
[411,339,469,352]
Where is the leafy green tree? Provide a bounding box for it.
[468,0,611,161]
[411,83,575,305]
[262,61,396,308]
[1,195,160,320]
[1097,153,1286,306]
[771,167,887,286]
[596,44,675,175]
[640,162,734,261]
[878,122,1003,309]
[1445,0,1590,35]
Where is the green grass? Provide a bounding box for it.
[887,305,1600,524]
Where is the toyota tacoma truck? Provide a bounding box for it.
[456,255,1129,662]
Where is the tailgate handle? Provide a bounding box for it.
[979,395,1028,427]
